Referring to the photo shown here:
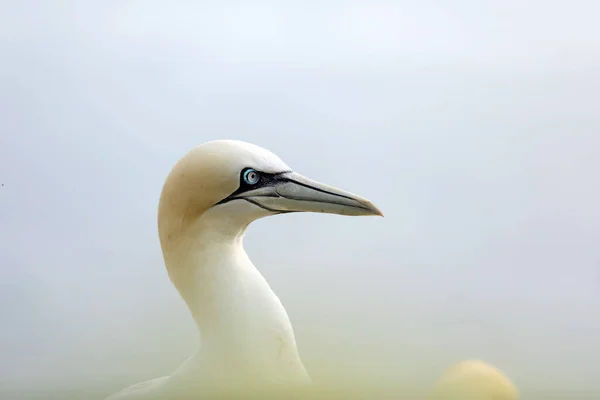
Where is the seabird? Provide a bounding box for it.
[105,140,383,399]
[430,359,519,400]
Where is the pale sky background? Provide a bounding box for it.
[1,1,599,398]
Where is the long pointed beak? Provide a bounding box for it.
[240,172,383,217]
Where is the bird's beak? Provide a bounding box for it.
[239,171,383,217]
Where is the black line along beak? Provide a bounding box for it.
[219,171,383,217]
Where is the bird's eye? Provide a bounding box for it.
[242,168,260,185]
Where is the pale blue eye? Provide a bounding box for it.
[243,168,260,185]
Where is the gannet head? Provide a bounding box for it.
[158,140,382,254]
[431,360,519,400]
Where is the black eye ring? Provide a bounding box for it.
[242,168,260,185]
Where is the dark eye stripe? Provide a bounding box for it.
[214,169,292,206]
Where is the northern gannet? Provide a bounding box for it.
[430,359,519,400]
[105,140,383,399]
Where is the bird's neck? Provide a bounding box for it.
[163,215,309,384]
